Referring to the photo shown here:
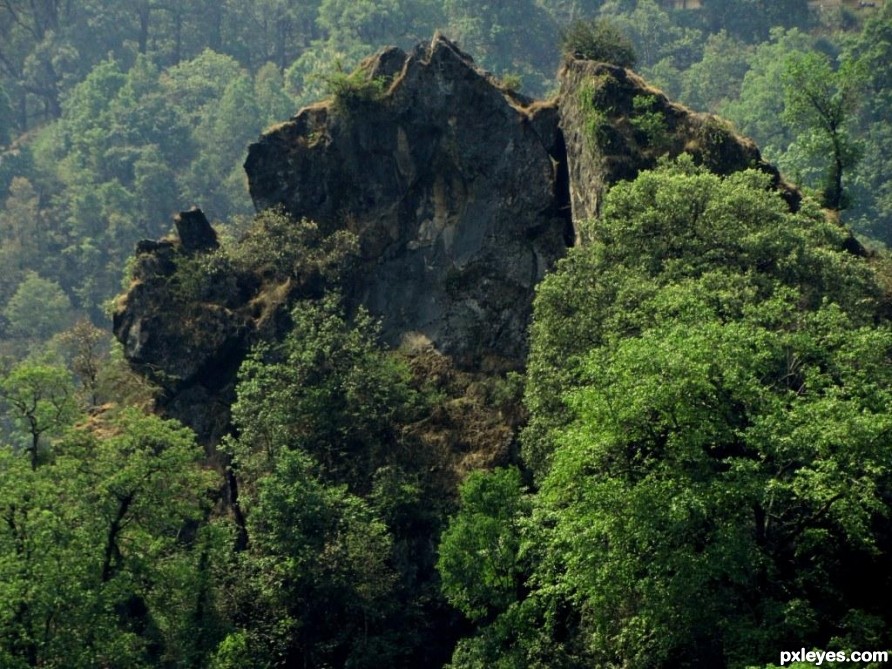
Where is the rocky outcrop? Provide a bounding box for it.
[113,35,807,442]
[245,33,572,367]
[113,224,251,444]
[558,59,800,230]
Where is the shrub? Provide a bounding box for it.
[226,208,358,283]
[631,94,668,149]
[579,79,613,150]
[560,19,637,68]
[320,67,387,114]
[497,73,523,93]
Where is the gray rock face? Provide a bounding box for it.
[113,233,249,440]
[245,33,572,366]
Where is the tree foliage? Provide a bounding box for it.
[219,294,454,667]
[218,448,399,668]
[560,18,638,68]
[782,51,866,211]
[0,407,219,667]
[437,467,529,622]
[3,271,73,342]
[0,359,77,468]
[227,295,420,490]
[0,3,891,666]
[0,0,890,349]
[445,158,892,667]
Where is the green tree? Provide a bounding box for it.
[453,159,892,667]
[108,55,193,173]
[161,49,243,122]
[218,448,397,668]
[444,0,557,94]
[222,0,323,71]
[317,0,426,49]
[719,28,814,153]
[560,17,638,68]
[437,467,529,622]
[187,73,260,216]
[700,0,811,42]
[3,271,74,342]
[220,283,457,666]
[0,175,37,316]
[535,296,892,666]
[680,30,751,113]
[601,0,702,71]
[53,318,109,407]
[27,49,294,316]
[254,61,296,127]
[132,143,179,236]
[839,6,892,243]
[0,359,77,468]
[0,446,73,667]
[228,295,419,490]
[543,0,606,25]
[0,407,219,667]
[782,51,866,211]
[54,58,127,173]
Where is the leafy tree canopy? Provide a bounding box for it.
[444,158,892,667]
[3,271,74,342]
[782,51,866,211]
[0,406,218,667]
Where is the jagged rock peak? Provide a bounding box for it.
[113,36,811,442]
[245,33,572,367]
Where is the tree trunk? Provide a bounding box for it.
[227,470,249,551]
[826,131,845,211]
[29,416,39,470]
[101,493,134,582]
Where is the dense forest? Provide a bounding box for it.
[1,0,891,667]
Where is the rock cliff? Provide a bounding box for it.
[245,33,572,367]
[113,34,801,442]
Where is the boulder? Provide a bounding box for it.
[174,206,218,253]
[557,58,800,230]
[114,36,809,442]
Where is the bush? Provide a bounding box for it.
[226,208,358,283]
[631,94,668,149]
[560,19,637,68]
[320,67,387,114]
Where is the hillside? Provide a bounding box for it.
[1,9,891,668]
